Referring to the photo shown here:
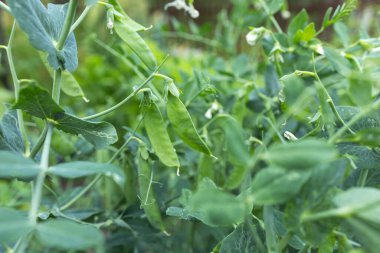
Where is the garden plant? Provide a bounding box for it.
[0,0,380,252]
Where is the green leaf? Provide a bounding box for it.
[0,151,41,180]
[7,1,78,71]
[166,93,212,156]
[348,73,373,107]
[324,47,352,76]
[265,139,337,170]
[287,9,309,42]
[250,166,311,205]
[333,188,380,222]
[338,143,380,169]
[13,83,117,149]
[294,22,316,43]
[322,0,358,29]
[337,106,380,131]
[36,219,104,250]
[114,20,157,70]
[0,109,25,152]
[212,115,250,168]
[48,162,125,185]
[341,128,380,148]
[219,222,257,253]
[0,208,33,245]
[333,188,380,253]
[186,178,246,227]
[268,0,284,14]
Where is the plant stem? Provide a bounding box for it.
[29,124,53,224]
[258,0,283,33]
[357,168,369,187]
[52,69,62,103]
[6,21,30,156]
[56,0,78,50]
[311,54,355,135]
[329,99,380,143]
[29,125,48,159]
[82,57,169,120]
[70,6,91,33]
[0,1,11,14]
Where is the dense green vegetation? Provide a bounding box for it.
[1,0,380,252]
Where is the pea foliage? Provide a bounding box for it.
[0,0,380,252]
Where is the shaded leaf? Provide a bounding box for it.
[250,166,311,205]
[48,162,125,186]
[265,139,337,170]
[36,219,104,250]
[0,208,33,244]
[0,151,41,180]
[0,109,25,152]
[13,83,117,149]
[8,1,78,71]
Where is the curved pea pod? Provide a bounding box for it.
[114,19,157,70]
[136,151,165,231]
[144,102,180,168]
[166,93,213,156]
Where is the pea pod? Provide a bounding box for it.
[144,102,180,168]
[136,149,165,231]
[114,20,157,70]
[166,93,212,156]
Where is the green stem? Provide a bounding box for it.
[311,54,355,135]
[29,125,48,159]
[329,99,380,143]
[52,69,62,103]
[29,124,53,224]
[357,168,369,187]
[56,0,78,50]
[82,57,169,120]
[258,0,283,33]
[70,6,91,33]
[0,2,11,14]
[7,22,30,156]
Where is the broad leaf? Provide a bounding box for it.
[48,162,125,186]
[219,222,257,253]
[13,84,117,149]
[250,166,311,205]
[0,109,25,152]
[0,151,41,180]
[36,219,104,250]
[288,9,309,43]
[169,178,246,227]
[0,208,33,244]
[8,1,78,72]
[265,139,337,170]
[324,47,352,76]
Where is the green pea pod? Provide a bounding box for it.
[136,150,165,231]
[144,102,180,168]
[114,20,157,70]
[166,93,212,156]
[123,157,137,206]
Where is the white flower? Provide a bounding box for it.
[165,0,200,19]
[246,27,265,46]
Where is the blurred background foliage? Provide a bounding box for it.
[1,0,380,252]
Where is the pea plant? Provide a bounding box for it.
[1,0,380,252]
